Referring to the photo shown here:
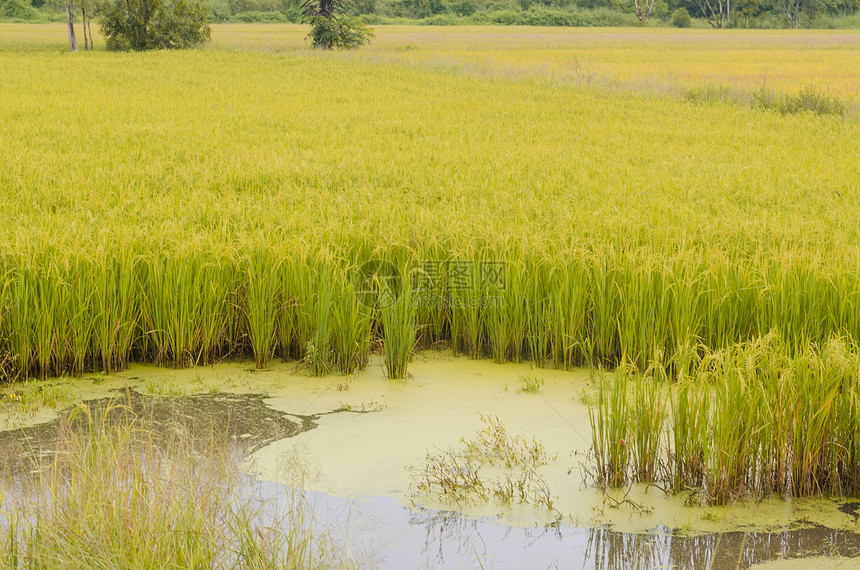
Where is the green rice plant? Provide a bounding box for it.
[617,261,672,371]
[64,259,96,376]
[766,262,833,354]
[243,248,282,369]
[285,253,341,375]
[484,256,527,364]
[331,274,372,374]
[524,260,551,367]
[279,257,307,362]
[6,266,34,381]
[669,375,709,494]
[32,261,64,378]
[666,257,707,377]
[589,255,621,367]
[381,269,417,380]
[197,258,235,364]
[413,249,449,348]
[448,255,485,360]
[549,258,591,370]
[630,365,667,483]
[587,334,860,504]
[91,254,137,375]
[707,346,758,505]
[0,270,11,382]
[789,345,842,497]
[588,369,630,488]
[141,256,200,367]
[309,268,335,376]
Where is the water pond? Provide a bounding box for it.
[2,352,859,569]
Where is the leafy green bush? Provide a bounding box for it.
[670,7,692,27]
[207,0,232,21]
[307,15,373,49]
[0,0,37,21]
[101,0,211,51]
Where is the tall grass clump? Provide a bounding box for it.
[589,370,630,488]
[244,247,282,369]
[586,334,860,504]
[0,400,351,568]
[754,85,847,117]
[381,268,418,379]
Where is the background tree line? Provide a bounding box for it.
[1,0,858,27]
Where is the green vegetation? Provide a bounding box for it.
[587,335,860,504]
[302,0,373,49]
[409,415,554,508]
[686,83,848,117]
[518,374,544,393]
[670,7,691,26]
[0,400,351,568]
[3,0,859,28]
[306,14,373,48]
[0,27,859,383]
[0,0,36,21]
[101,0,211,50]
[2,24,860,506]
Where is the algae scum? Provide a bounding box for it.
[0,388,317,477]
[3,362,860,569]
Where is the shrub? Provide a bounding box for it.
[671,7,692,27]
[0,0,37,21]
[307,15,373,49]
[101,0,211,51]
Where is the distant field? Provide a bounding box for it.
[1,24,859,379]
[7,24,860,97]
[214,25,860,98]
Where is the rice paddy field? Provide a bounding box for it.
[2,23,860,512]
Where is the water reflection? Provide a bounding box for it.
[263,485,860,569]
[2,390,859,569]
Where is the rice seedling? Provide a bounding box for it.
[518,373,543,394]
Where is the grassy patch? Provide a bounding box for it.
[0,398,352,568]
[586,335,860,505]
[409,415,555,509]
